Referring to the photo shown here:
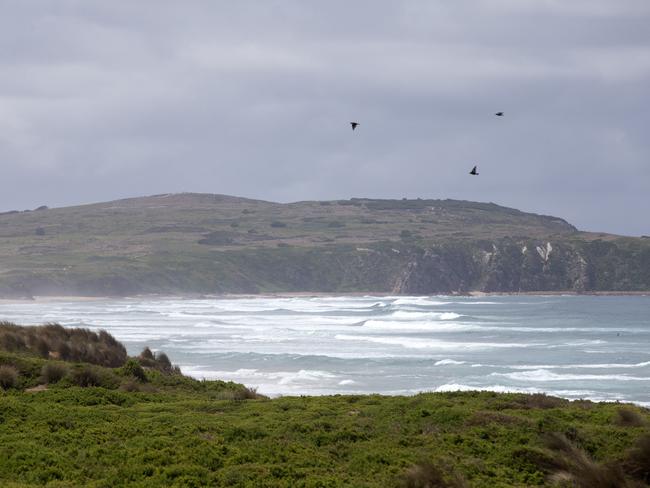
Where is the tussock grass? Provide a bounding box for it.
[0,364,18,389]
[40,362,67,384]
[0,321,126,367]
[542,433,629,487]
[615,407,646,427]
[623,434,650,484]
[400,460,468,488]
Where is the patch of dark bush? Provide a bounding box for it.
[623,434,650,484]
[615,407,646,427]
[40,363,68,384]
[0,365,19,389]
[399,460,468,488]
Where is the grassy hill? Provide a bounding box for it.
[1,322,649,487]
[0,193,648,296]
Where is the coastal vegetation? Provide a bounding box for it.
[0,193,649,297]
[1,322,649,486]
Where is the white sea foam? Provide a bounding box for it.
[362,320,475,332]
[504,361,650,370]
[273,370,338,385]
[392,298,447,306]
[492,369,650,382]
[434,359,466,366]
[180,367,337,385]
[334,334,533,350]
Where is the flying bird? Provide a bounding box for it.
[495,112,504,116]
[469,166,479,175]
[350,122,359,130]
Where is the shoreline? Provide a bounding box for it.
[1,290,649,303]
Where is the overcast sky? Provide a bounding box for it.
[1,1,649,235]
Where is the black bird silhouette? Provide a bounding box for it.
[350,122,359,130]
[495,112,504,116]
[469,166,479,175]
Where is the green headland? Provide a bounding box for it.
[1,193,649,297]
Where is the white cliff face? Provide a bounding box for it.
[536,242,553,262]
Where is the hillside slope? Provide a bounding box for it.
[0,193,648,296]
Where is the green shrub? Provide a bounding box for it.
[0,365,19,389]
[71,366,101,387]
[41,363,68,384]
[615,407,646,427]
[122,358,147,382]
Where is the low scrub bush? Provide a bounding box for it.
[0,364,19,389]
[122,358,147,382]
[40,363,68,384]
[71,366,102,387]
[71,366,100,387]
[615,407,646,427]
[400,460,468,488]
[216,387,261,401]
[513,393,568,410]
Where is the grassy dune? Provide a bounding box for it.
[1,323,649,487]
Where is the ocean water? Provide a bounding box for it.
[1,295,649,404]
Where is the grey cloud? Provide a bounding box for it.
[0,1,648,235]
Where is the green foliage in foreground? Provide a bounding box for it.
[1,368,649,487]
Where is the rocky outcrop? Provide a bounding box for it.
[392,238,649,294]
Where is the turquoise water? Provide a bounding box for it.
[1,295,649,404]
